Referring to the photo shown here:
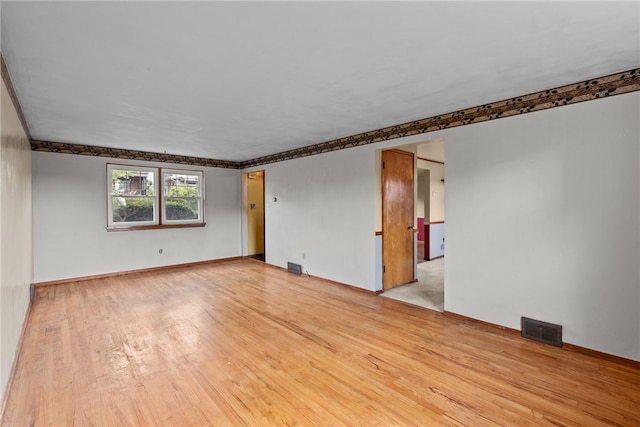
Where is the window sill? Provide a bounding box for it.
[106,223,206,232]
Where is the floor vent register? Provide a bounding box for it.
[521,316,562,347]
[287,262,302,275]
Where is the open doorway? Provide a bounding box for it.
[380,139,445,312]
[243,170,265,261]
[417,169,430,263]
[418,142,445,263]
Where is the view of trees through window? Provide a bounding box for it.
[109,166,203,227]
[111,169,155,223]
[163,172,200,221]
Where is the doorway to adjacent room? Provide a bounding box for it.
[379,139,445,312]
[243,170,265,261]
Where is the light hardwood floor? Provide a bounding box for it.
[2,259,639,426]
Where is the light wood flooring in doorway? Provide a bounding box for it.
[2,259,639,426]
[380,257,444,312]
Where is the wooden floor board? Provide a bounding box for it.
[2,259,639,426]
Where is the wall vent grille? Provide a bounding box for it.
[521,317,562,347]
[287,262,302,275]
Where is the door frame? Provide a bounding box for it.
[241,170,265,259]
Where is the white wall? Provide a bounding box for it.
[32,152,241,283]
[442,92,639,360]
[429,223,445,259]
[1,78,33,401]
[251,92,638,360]
[417,159,445,222]
[253,146,377,290]
[430,162,445,223]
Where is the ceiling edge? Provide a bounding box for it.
[29,68,639,170]
[241,68,639,168]
[1,52,32,141]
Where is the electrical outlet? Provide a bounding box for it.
[159,249,163,254]
[302,252,306,260]
[441,244,445,250]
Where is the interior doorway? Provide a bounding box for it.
[418,169,430,262]
[243,170,265,261]
[382,149,415,290]
[417,141,445,263]
[379,139,445,312]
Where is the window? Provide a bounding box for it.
[108,165,158,227]
[162,169,203,224]
[107,164,205,230]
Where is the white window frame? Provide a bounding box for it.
[107,164,205,230]
[161,168,205,225]
[107,164,159,228]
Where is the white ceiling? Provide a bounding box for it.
[1,1,638,162]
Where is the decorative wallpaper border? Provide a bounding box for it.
[30,141,239,169]
[242,68,639,168]
[29,68,639,169]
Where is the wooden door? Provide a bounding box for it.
[382,149,415,290]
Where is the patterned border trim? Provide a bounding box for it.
[1,53,32,141]
[29,68,639,169]
[30,141,239,169]
[242,68,639,168]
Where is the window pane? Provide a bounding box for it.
[111,169,155,196]
[108,166,157,227]
[165,197,200,220]
[162,170,203,224]
[111,196,155,223]
[163,173,200,197]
